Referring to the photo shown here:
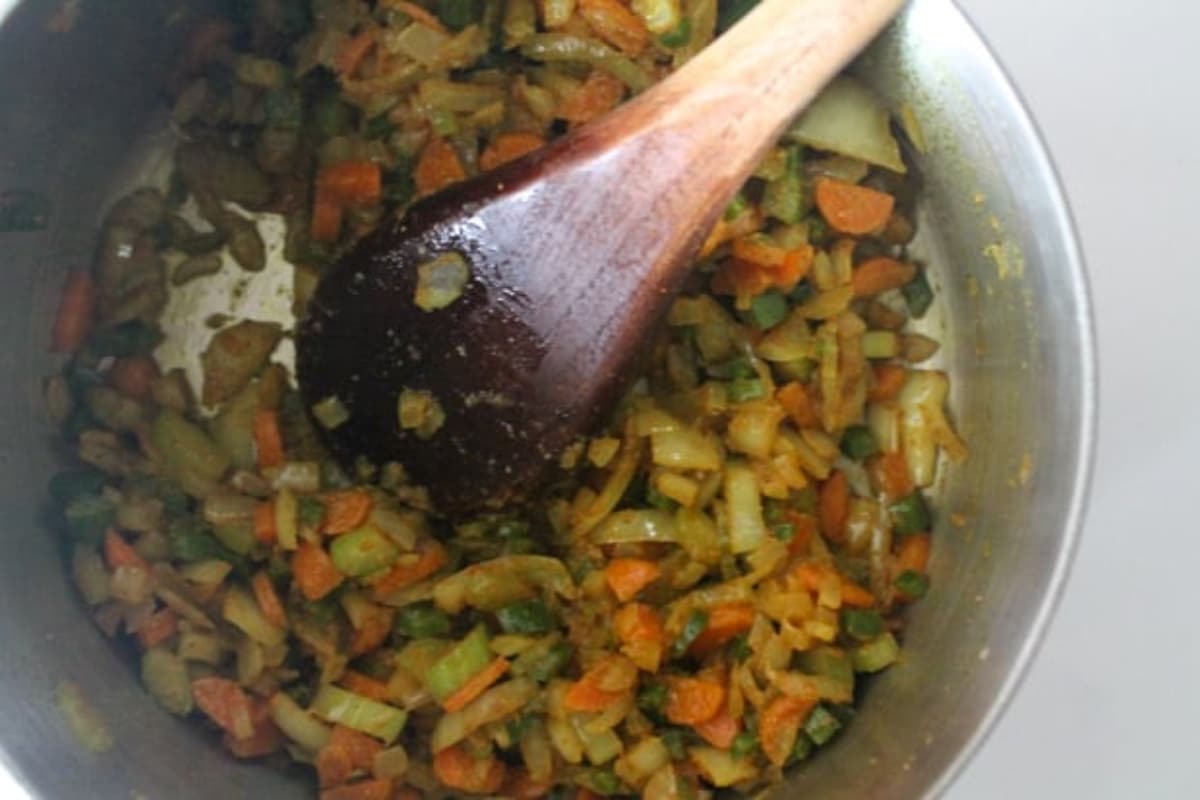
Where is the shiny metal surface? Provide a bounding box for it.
[0,0,1096,798]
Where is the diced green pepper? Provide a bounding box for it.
[708,355,756,380]
[578,768,623,796]
[727,377,765,403]
[902,268,934,318]
[789,732,813,763]
[436,0,484,30]
[748,290,789,330]
[803,704,842,745]
[526,640,572,682]
[852,632,900,673]
[895,569,930,599]
[730,634,752,663]
[657,16,691,47]
[50,469,106,506]
[330,525,400,578]
[64,493,115,545]
[889,491,931,535]
[298,496,326,527]
[169,517,239,564]
[496,599,557,634]
[671,609,709,658]
[723,192,749,221]
[425,625,492,701]
[731,731,758,759]
[841,609,885,642]
[309,684,408,744]
[637,683,668,719]
[395,602,453,638]
[772,522,796,542]
[839,425,879,461]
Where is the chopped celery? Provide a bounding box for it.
[269,692,332,753]
[330,525,399,578]
[902,268,934,318]
[520,35,651,92]
[141,649,193,716]
[840,609,884,642]
[727,377,765,403]
[671,609,708,658]
[861,330,899,359]
[839,425,879,461]
[798,647,854,697]
[889,491,931,535]
[895,569,930,599]
[437,0,484,31]
[762,146,804,223]
[223,586,287,646]
[731,731,758,759]
[396,638,453,678]
[803,704,841,745]
[213,521,255,556]
[310,684,408,743]
[852,632,900,673]
[496,599,557,634]
[748,290,788,330]
[153,410,231,483]
[503,0,537,48]
[657,16,691,47]
[425,625,492,701]
[275,487,298,550]
[523,640,573,682]
[577,767,623,795]
[395,602,452,638]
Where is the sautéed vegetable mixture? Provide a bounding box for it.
[45,0,966,797]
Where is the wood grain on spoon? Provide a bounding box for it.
[297,0,905,515]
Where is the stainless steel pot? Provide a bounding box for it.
[0,0,1096,797]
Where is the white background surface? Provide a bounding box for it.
[0,1,1196,799]
[951,0,1200,797]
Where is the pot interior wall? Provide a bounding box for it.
[0,1,1093,798]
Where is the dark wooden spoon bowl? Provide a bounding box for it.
[297,0,904,515]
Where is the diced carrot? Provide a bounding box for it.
[577,790,601,800]
[394,789,422,800]
[758,694,818,767]
[350,607,394,658]
[322,489,373,535]
[851,256,918,297]
[665,677,726,726]
[688,603,755,657]
[776,382,820,429]
[732,236,789,268]
[135,607,179,649]
[839,578,876,609]
[784,511,817,556]
[557,68,626,125]
[251,571,287,629]
[505,770,554,799]
[293,541,344,601]
[694,706,740,749]
[897,532,932,574]
[814,177,896,236]
[252,409,286,470]
[51,270,96,354]
[311,190,344,243]
[317,739,355,788]
[818,471,850,543]
[254,500,277,545]
[103,529,149,572]
[108,356,158,401]
[868,451,914,501]
[564,679,626,714]
[793,562,831,593]
[869,363,908,402]
[223,697,283,759]
[319,160,383,208]
[710,259,774,302]
[603,557,662,602]
[370,539,448,598]
[479,131,547,172]
[433,745,506,795]
[773,244,815,292]
[578,0,649,55]
[192,677,255,738]
[414,138,467,197]
[443,657,510,713]
[320,780,394,800]
[335,31,376,78]
[613,603,664,644]
[340,670,392,703]
[388,1,448,33]
[318,725,384,787]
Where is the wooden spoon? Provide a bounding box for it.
[297,0,904,515]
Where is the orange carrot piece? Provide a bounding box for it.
[869,362,908,402]
[776,382,820,429]
[694,707,740,749]
[577,790,601,800]
[758,694,818,767]
[433,745,506,795]
[251,571,288,629]
[136,608,179,649]
[710,259,774,302]
[564,679,625,714]
[814,177,896,236]
[414,138,467,197]
[254,500,277,545]
[851,256,918,297]
[688,603,755,656]
[665,677,726,726]
[772,244,815,292]
[897,532,932,574]
[442,657,510,713]
[293,541,344,601]
[192,677,255,738]
[506,770,554,799]
[340,670,392,703]
[793,562,832,593]
[51,270,96,354]
[839,578,876,609]
[868,451,914,501]
[311,190,344,243]
[731,236,788,268]
[223,698,283,759]
[320,780,394,800]
[819,471,850,543]
[103,529,149,572]
[317,725,383,787]
[387,1,448,33]
[557,68,625,125]
[350,608,394,658]
[613,603,664,644]
[603,557,662,602]
[322,489,373,535]
[479,131,547,172]
[108,355,158,401]
[252,409,286,470]
[335,30,376,77]
[319,160,383,208]
[578,0,649,55]
[370,539,448,598]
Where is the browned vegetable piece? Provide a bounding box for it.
[200,320,283,406]
[176,143,273,209]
